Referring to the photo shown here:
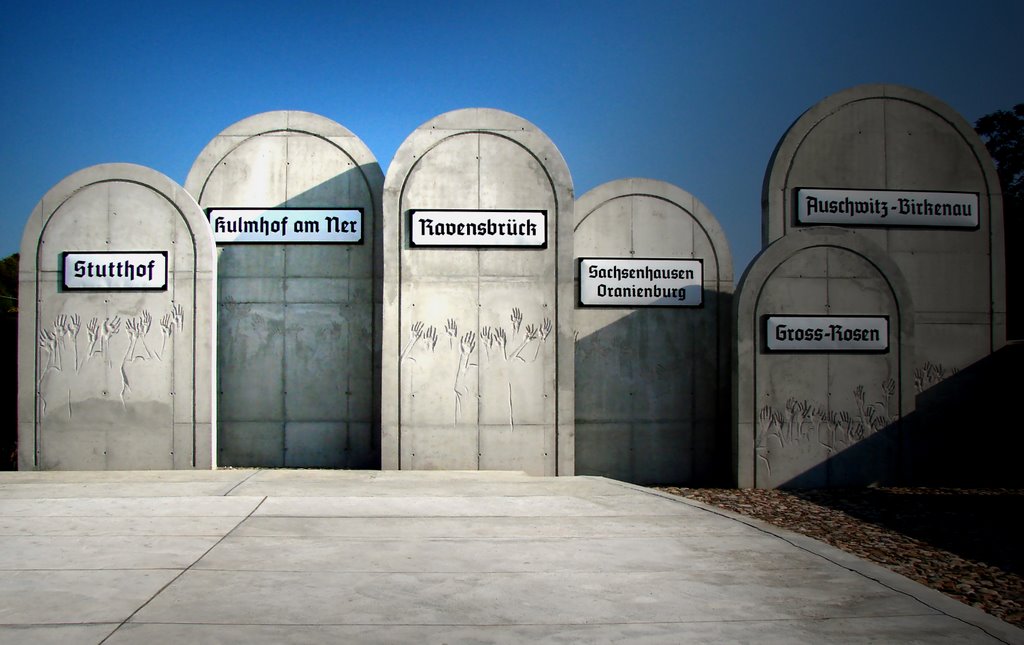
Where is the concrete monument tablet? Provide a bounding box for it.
[185,111,383,468]
[382,109,574,475]
[575,179,732,485]
[19,163,216,470]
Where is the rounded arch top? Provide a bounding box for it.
[761,83,1003,245]
[383,108,573,203]
[21,162,215,273]
[575,177,733,284]
[733,227,918,488]
[736,226,915,345]
[184,110,383,208]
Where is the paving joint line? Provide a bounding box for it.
[220,469,264,496]
[98,495,268,645]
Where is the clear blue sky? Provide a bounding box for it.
[2,0,1021,275]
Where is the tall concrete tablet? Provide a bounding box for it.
[574,179,733,484]
[762,84,1006,483]
[185,111,383,468]
[382,109,574,475]
[734,228,915,488]
[19,163,216,469]
[763,85,1004,383]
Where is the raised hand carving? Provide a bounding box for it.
[424,325,438,352]
[510,307,523,335]
[84,316,122,368]
[444,318,458,349]
[400,321,425,362]
[124,311,155,361]
[155,305,186,361]
[453,331,477,422]
[38,328,60,371]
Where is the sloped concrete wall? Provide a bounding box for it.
[734,228,915,487]
[185,111,383,468]
[19,163,216,469]
[382,109,574,475]
[574,179,732,484]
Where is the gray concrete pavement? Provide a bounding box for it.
[0,470,1020,644]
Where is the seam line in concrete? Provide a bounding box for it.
[112,615,944,628]
[220,469,264,496]
[98,495,268,645]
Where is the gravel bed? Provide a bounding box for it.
[654,487,1024,629]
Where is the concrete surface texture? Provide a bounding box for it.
[381,109,575,475]
[184,111,385,469]
[762,84,1005,406]
[18,163,217,470]
[0,469,1019,644]
[734,228,915,488]
[574,179,733,485]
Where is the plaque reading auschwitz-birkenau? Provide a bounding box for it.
[796,188,978,228]
[208,208,363,243]
[765,315,889,352]
[62,251,168,290]
[409,210,547,247]
[578,258,703,306]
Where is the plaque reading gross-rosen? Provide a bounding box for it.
[62,252,168,290]
[208,208,363,243]
[765,316,889,352]
[579,258,703,307]
[409,210,547,247]
[796,188,978,228]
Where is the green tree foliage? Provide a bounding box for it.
[0,253,16,313]
[976,104,1023,206]
[976,104,1023,339]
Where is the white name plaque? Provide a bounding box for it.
[766,316,889,352]
[579,258,703,307]
[63,252,168,290]
[410,210,546,247]
[209,209,363,243]
[797,189,978,228]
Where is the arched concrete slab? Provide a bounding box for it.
[185,111,384,468]
[19,163,216,469]
[763,84,1004,371]
[574,178,733,484]
[382,109,574,475]
[734,227,915,487]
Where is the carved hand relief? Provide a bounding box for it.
[755,378,898,477]
[36,305,185,416]
[914,361,958,394]
[401,307,553,429]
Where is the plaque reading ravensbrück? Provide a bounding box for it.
[409,210,547,247]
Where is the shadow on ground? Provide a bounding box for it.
[787,487,1024,576]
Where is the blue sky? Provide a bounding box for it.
[2,0,1022,275]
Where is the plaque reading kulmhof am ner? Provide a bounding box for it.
[409,210,547,247]
[796,188,978,228]
[63,251,168,290]
[765,316,889,352]
[579,258,703,307]
[208,208,363,243]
